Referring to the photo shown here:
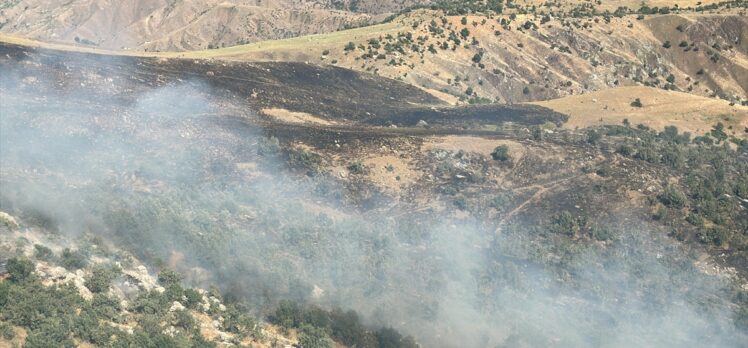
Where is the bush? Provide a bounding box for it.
[347,162,367,175]
[586,129,602,144]
[699,227,728,246]
[617,144,635,157]
[157,269,183,286]
[376,327,418,348]
[686,212,705,226]
[591,227,611,241]
[630,98,643,107]
[34,244,55,261]
[183,288,203,309]
[257,136,281,156]
[0,321,15,340]
[659,185,687,208]
[3,280,83,330]
[85,265,119,293]
[550,211,583,236]
[7,257,35,282]
[60,248,87,270]
[532,126,543,141]
[298,324,333,348]
[472,53,482,63]
[491,145,510,161]
[270,301,414,348]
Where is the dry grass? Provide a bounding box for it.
[261,108,335,126]
[362,154,421,193]
[533,86,748,137]
[422,136,525,159]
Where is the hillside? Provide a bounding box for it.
[3,1,746,109]
[0,0,427,51]
[0,219,299,348]
[196,8,747,108]
[1,1,748,347]
[1,41,748,347]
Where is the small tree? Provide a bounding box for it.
[586,129,602,144]
[298,324,333,348]
[710,122,728,143]
[7,257,35,282]
[85,265,119,293]
[532,126,543,141]
[630,98,643,107]
[491,145,510,161]
[60,248,87,270]
[659,185,687,208]
[158,269,183,286]
[550,211,581,236]
[472,53,482,63]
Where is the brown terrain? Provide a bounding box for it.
[1,1,748,347]
[0,0,427,51]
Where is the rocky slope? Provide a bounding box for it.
[0,212,298,348]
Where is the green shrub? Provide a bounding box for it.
[298,324,333,348]
[85,265,119,293]
[60,248,87,270]
[686,212,705,226]
[7,257,35,282]
[33,244,55,261]
[630,98,643,107]
[586,129,602,144]
[550,211,583,236]
[347,162,367,175]
[157,269,183,286]
[491,145,510,161]
[617,144,635,156]
[659,186,687,209]
[591,226,611,241]
[0,321,14,340]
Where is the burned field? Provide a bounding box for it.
[1,42,748,347]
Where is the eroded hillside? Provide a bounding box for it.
[0,0,429,51]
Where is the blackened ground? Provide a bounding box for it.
[0,43,566,132]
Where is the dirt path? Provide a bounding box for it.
[495,175,580,229]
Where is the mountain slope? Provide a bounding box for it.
[0,0,427,51]
[201,10,747,106]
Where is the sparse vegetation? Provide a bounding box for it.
[2,7,748,347]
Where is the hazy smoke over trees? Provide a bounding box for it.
[1,55,746,347]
